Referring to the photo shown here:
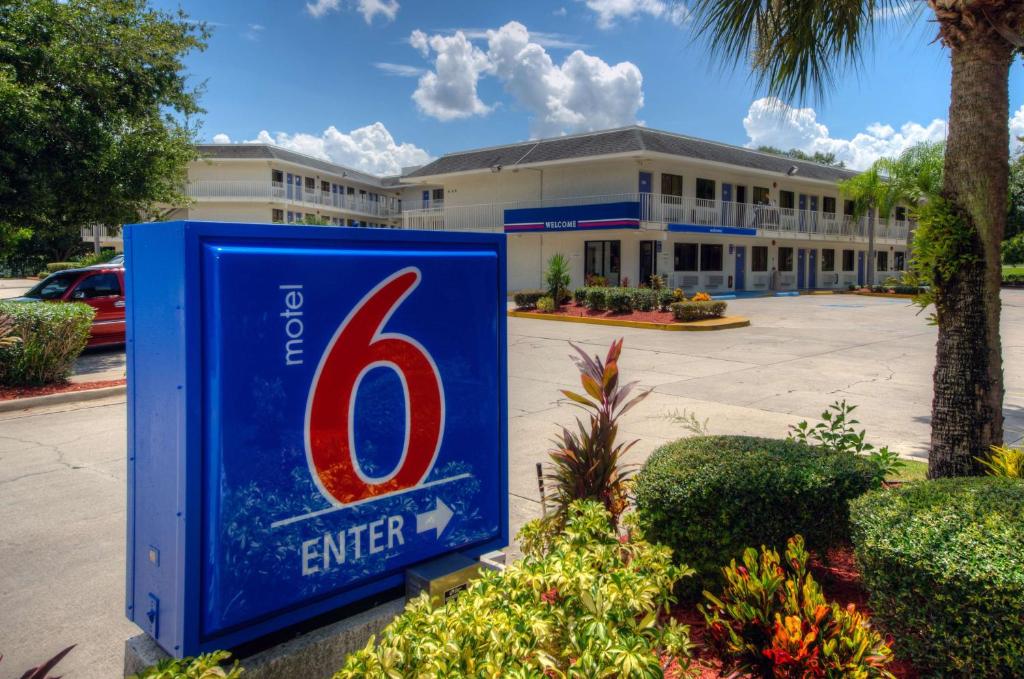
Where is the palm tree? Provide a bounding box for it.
[688,0,1023,477]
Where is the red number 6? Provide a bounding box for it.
[305,267,444,505]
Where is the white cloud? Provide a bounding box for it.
[582,0,688,29]
[445,27,589,49]
[1011,104,1024,153]
[306,0,398,23]
[554,6,568,16]
[743,97,947,170]
[242,122,431,176]
[212,133,232,144]
[243,23,264,41]
[408,21,643,135]
[374,62,425,77]
[410,30,493,121]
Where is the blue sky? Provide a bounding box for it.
[157,0,1024,174]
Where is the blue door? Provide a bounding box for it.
[722,183,732,224]
[639,171,652,221]
[286,173,294,200]
[809,249,817,288]
[809,196,819,233]
[798,194,807,231]
[734,246,746,291]
[857,251,865,286]
[422,190,429,208]
[293,174,302,201]
[797,249,806,288]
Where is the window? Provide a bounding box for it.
[585,240,621,284]
[778,247,794,271]
[346,187,355,196]
[696,178,715,201]
[272,209,284,223]
[432,188,444,201]
[894,251,906,271]
[894,206,907,221]
[843,200,855,216]
[753,186,770,205]
[752,246,768,272]
[661,173,683,197]
[23,272,80,300]
[877,251,888,271]
[304,177,315,191]
[779,190,795,209]
[700,244,723,271]
[822,249,836,272]
[842,249,855,272]
[735,185,747,203]
[271,170,283,184]
[674,243,698,271]
[320,180,330,193]
[72,273,121,299]
[822,196,836,214]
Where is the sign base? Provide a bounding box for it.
[123,598,404,679]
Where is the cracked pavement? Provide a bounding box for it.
[1,291,1022,678]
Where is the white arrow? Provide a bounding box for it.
[416,498,454,539]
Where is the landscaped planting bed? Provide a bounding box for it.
[513,286,731,325]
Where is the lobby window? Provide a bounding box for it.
[674,243,698,271]
[585,240,621,284]
[822,249,836,272]
[778,247,794,271]
[842,249,855,272]
[700,244,723,271]
[271,170,283,184]
[272,209,284,223]
[752,246,768,272]
[822,196,836,214]
[661,173,683,197]
[895,251,906,271]
[696,178,715,201]
[753,186,770,205]
[877,251,888,271]
[779,190,795,209]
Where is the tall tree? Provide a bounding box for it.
[689,0,1023,477]
[0,0,208,260]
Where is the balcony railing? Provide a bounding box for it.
[81,225,121,241]
[402,192,913,241]
[184,181,402,217]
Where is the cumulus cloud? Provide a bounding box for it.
[211,133,232,144]
[306,0,398,23]
[241,122,431,176]
[1011,104,1024,152]
[743,97,947,170]
[582,0,689,28]
[408,21,644,136]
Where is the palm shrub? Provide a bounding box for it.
[546,339,648,527]
[131,651,243,679]
[544,253,571,308]
[0,301,94,386]
[976,444,1023,477]
[336,501,695,678]
[702,536,894,678]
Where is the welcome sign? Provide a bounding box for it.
[125,221,507,656]
[504,201,641,232]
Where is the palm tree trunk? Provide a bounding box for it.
[929,28,1013,478]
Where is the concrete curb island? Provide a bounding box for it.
[0,384,126,413]
[508,310,751,331]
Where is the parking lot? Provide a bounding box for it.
[1,291,1022,678]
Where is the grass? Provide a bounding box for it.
[887,458,928,483]
[1002,264,1024,276]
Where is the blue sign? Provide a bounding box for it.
[669,223,757,236]
[504,201,640,232]
[125,221,508,656]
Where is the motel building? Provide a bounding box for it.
[85,126,912,295]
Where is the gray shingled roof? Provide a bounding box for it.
[403,126,860,183]
[196,144,391,188]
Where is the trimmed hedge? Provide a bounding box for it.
[512,289,546,309]
[851,478,1024,676]
[574,287,685,313]
[0,301,95,386]
[633,436,877,596]
[670,300,727,321]
[45,261,81,274]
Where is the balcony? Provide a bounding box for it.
[81,224,122,243]
[402,192,912,243]
[184,181,402,218]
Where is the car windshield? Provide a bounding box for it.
[23,272,80,300]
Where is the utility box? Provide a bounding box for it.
[125,221,508,656]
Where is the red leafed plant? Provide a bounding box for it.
[0,646,75,679]
[545,339,648,527]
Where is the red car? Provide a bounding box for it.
[17,266,127,346]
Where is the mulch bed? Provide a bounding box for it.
[0,378,126,401]
[524,302,682,324]
[675,544,919,678]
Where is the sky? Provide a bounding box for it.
[156,0,1024,176]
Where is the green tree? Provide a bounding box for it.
[756,145,846,167]
[688,0,1023,477]
[0,0,208,261]
[840,141,944,222]
[545,253,571,306]
[1009,139,1024,240]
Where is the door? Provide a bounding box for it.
[734,246,746,291]
[293,175,302,202]
[68,271,125,344]
[798,194,807,232]
[857,251,865,286]
[735,185,748,227]
[721,183,732,225]
[797,249,806,288]
[639,241,656,285]
[809,196,819,234]
[638,171,652,221]
[286,173,294,200]
[809,249,817,288]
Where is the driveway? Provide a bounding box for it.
[1,291,1022,678]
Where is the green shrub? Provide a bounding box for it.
[630,288,658,311]
[1002,232,1024,265]
[0,301,94,386]
[130,650,243,678]
[536,295,556,312]
[851,478,1024,676]
[336,501,695,678]
[633,436,877,596]
[670,300,727,321]
[512,289,546,309]
[702,535,894,678]
[544,253,571,305]
[605,288,632,313]
[45,261,80,273]
[657,288,676,311]
[585,287,607,311]
[77,250,118,268]
[573,287,588,304]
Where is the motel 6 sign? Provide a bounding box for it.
[124,221,508,656]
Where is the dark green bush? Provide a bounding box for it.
[851,478,1024,676]
[512,289,546,309]
[0,301,95,386]
[630,288,658,311]
[633,436,876,596]
[670,300,727,321]
[573,287,588,304]
[585,287,607,311]
[45,261,81,273]
[605,289,632,313]
[657,288,676,311]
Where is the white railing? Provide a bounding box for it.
[184,181,402,217]
[875,218,912,241]
[81,225,121,241]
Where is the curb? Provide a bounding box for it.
[852,292,918,299]
[0,384,126,413]
[508,311,750,331]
